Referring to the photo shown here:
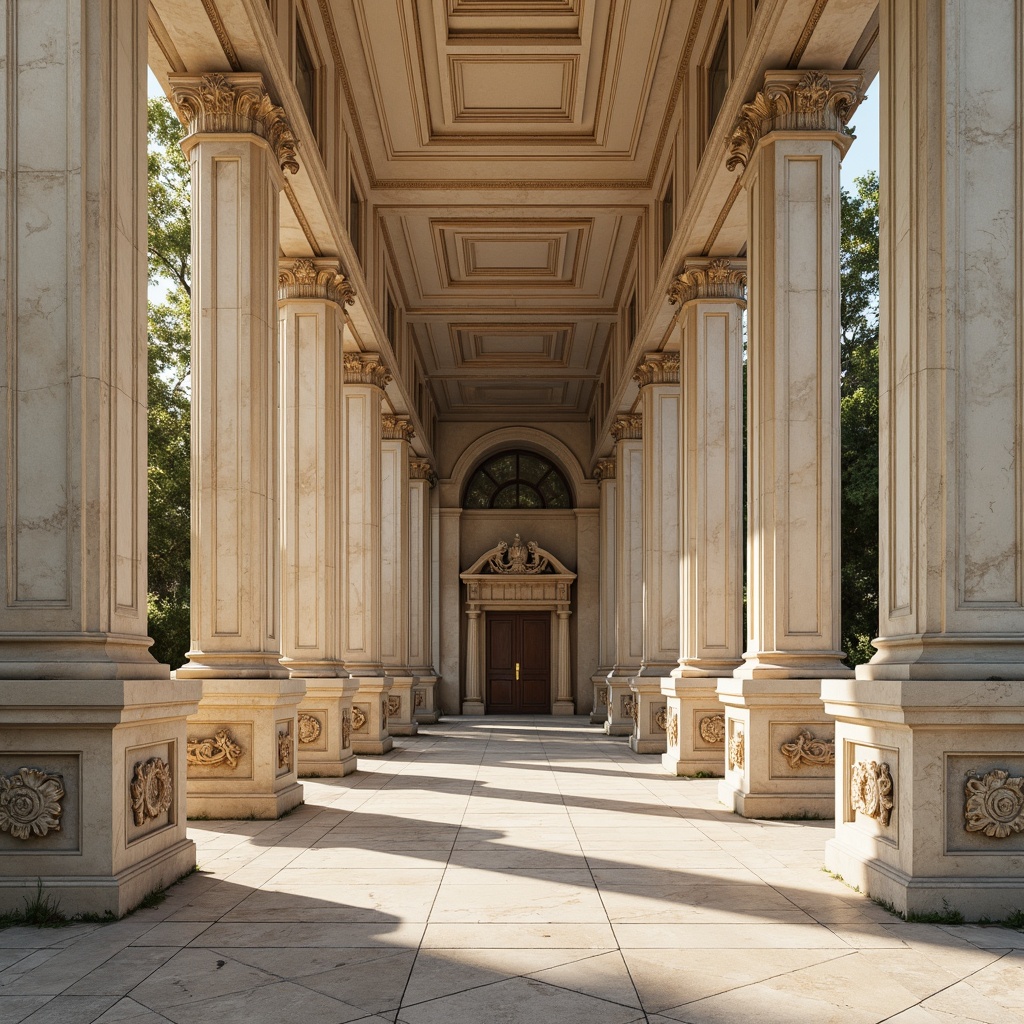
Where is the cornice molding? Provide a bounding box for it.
[382,414,415,442]
[668,257,748,306]
[611,414,642,442]
[727,70,865,172]
[409,458,437,486]
[594,458,616,483]
[169,72,300,175]
[278,258,356,306]
[633,354,680,388]
[343,354,392,389]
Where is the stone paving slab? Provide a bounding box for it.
[1,717,1022,1024]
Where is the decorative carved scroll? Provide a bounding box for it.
[850,760,894,826]
[169,72,299,174]
[278,258,355,305]
[130,758,173,827]
[298,714,322,744]
[386,695,402,717]
[186,729,243,770]
[699,714,726,745]
[780,730,835,770]
[343,354,392,389]
[654,707,669,732]
[666,709,679,747]
[965,769,1024,838]
[0,768,64,840]
[633,355,681,388]
[487,534,551,575]
[728,728,745,771]
[668,258,747,306]
[278,731,293,771]
[351,706,367,731]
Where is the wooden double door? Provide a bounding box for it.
[486,611,551,714]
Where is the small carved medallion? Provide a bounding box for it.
[622,696,638,722]
[386,695,402,718]
[0,768,64,840]
[964,769,1024,838]
[780,730,835,770]
[187,729,243,769]
[414,690,426,709]
[130,758,173,827]
[728,728,745,771]
[597,687,608,708]
[666,709,679,747]
[850,760,894,826]
[342,710,352,748]
[298,714,322,745]
[351,706,367,732]
[699,714,726,746]
[654,706,669,732]
[278,730,293,771]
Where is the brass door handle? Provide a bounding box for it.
[515,662,520,680]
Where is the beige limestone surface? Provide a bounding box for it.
[5,717,1020,1024]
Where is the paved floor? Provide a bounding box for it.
[1,717,1022,1024]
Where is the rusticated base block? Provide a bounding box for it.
[552,700,575,716]
[413,675,440,724]
[462,700,485,716]
[384,676,419,736]
[184,677,306,820]
[822,676,1024,920]
[716,676,838,819]
[604,674,635,736]
[296,678,360,778]
[590,676,608,725]
[0,677,202,916]
[628,678,668,754]
[660,678,727,776]
[350,676,394,755]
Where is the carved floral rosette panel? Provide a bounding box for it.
[850,760,894,827]
[653,706,669,733]
[187,729,243,770]
[386,696,402,718]
[780,730,835,770]
[351,706,367,732]
[298,714,322,745]
[130,758,173,827]
[728,728,745,771]
[278,729,293,772]
[666,709,679,747]
[0,768,65,840]
[699,714,726,746]
[414,690,426,709]
[964,769,1024,838]
[597,686,608,708]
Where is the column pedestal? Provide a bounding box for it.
[184,678,305,819]
[604,676,635,736]
[350,677,395,754]
[661,681,725,777]
[717,678,836,818]
[296,679,360,777]
[386,677,419,736]
[628,679,668,754]
[413,676,441,724]
[590,677,609,725]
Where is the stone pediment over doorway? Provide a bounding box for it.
[464,533,573,577]
[461,534,576,606]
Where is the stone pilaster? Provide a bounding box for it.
[409,460,440,723]
[630,357,681,754]
[278,259,358,777]
[591,458,616,725]
[823,0,1024,918]
[605,415,643,737]
[0,0,201,914]
[718,69,863,817]
[343,354,394,754]
[380,416,417,737]
[663,260,746,776]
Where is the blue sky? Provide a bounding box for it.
[841,84,879,187]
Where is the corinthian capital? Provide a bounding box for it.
[594,458,616,483]
[727,69,865,172]
[382,414,415,442]
[668,258,747,306]
[169,72,300,174]
[611,414,642,442]
[278,258,356,306]
[343,354,392,389]
[633,354,680,388]
[409,459,438,486]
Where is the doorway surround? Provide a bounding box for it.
[460,535,577,716]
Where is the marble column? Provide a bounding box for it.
[590,459,617,725]
[171,72,304,819]
[718,69,863,817]
[380,416,417,736]
[409,460,440,724]
[463,609,484,714]
[823,0,1024,918]
[0,0,201,915]
[605,415,643,736]
[630,357,681,754]
[278,259,358,777]
[662,260,746,776]
[554,608,575,715]
[343,355,394,754]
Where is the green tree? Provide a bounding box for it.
[839,171,880,665]
[147,98,192,668]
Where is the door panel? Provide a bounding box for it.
[485,611,551,714]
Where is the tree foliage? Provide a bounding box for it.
[147,98,192,668]
[839,172,880,665]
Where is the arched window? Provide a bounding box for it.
[464,450,572,509]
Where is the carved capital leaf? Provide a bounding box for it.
[633,354,680,387]
[409,458,438,486]
[610,413,642,442]
[279,258,356,306]
[669,258,747,305]
[593,458,616,483]
[381,414,416,442]
[344,354,392,389]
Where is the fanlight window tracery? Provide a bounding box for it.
[464,450,572,510]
